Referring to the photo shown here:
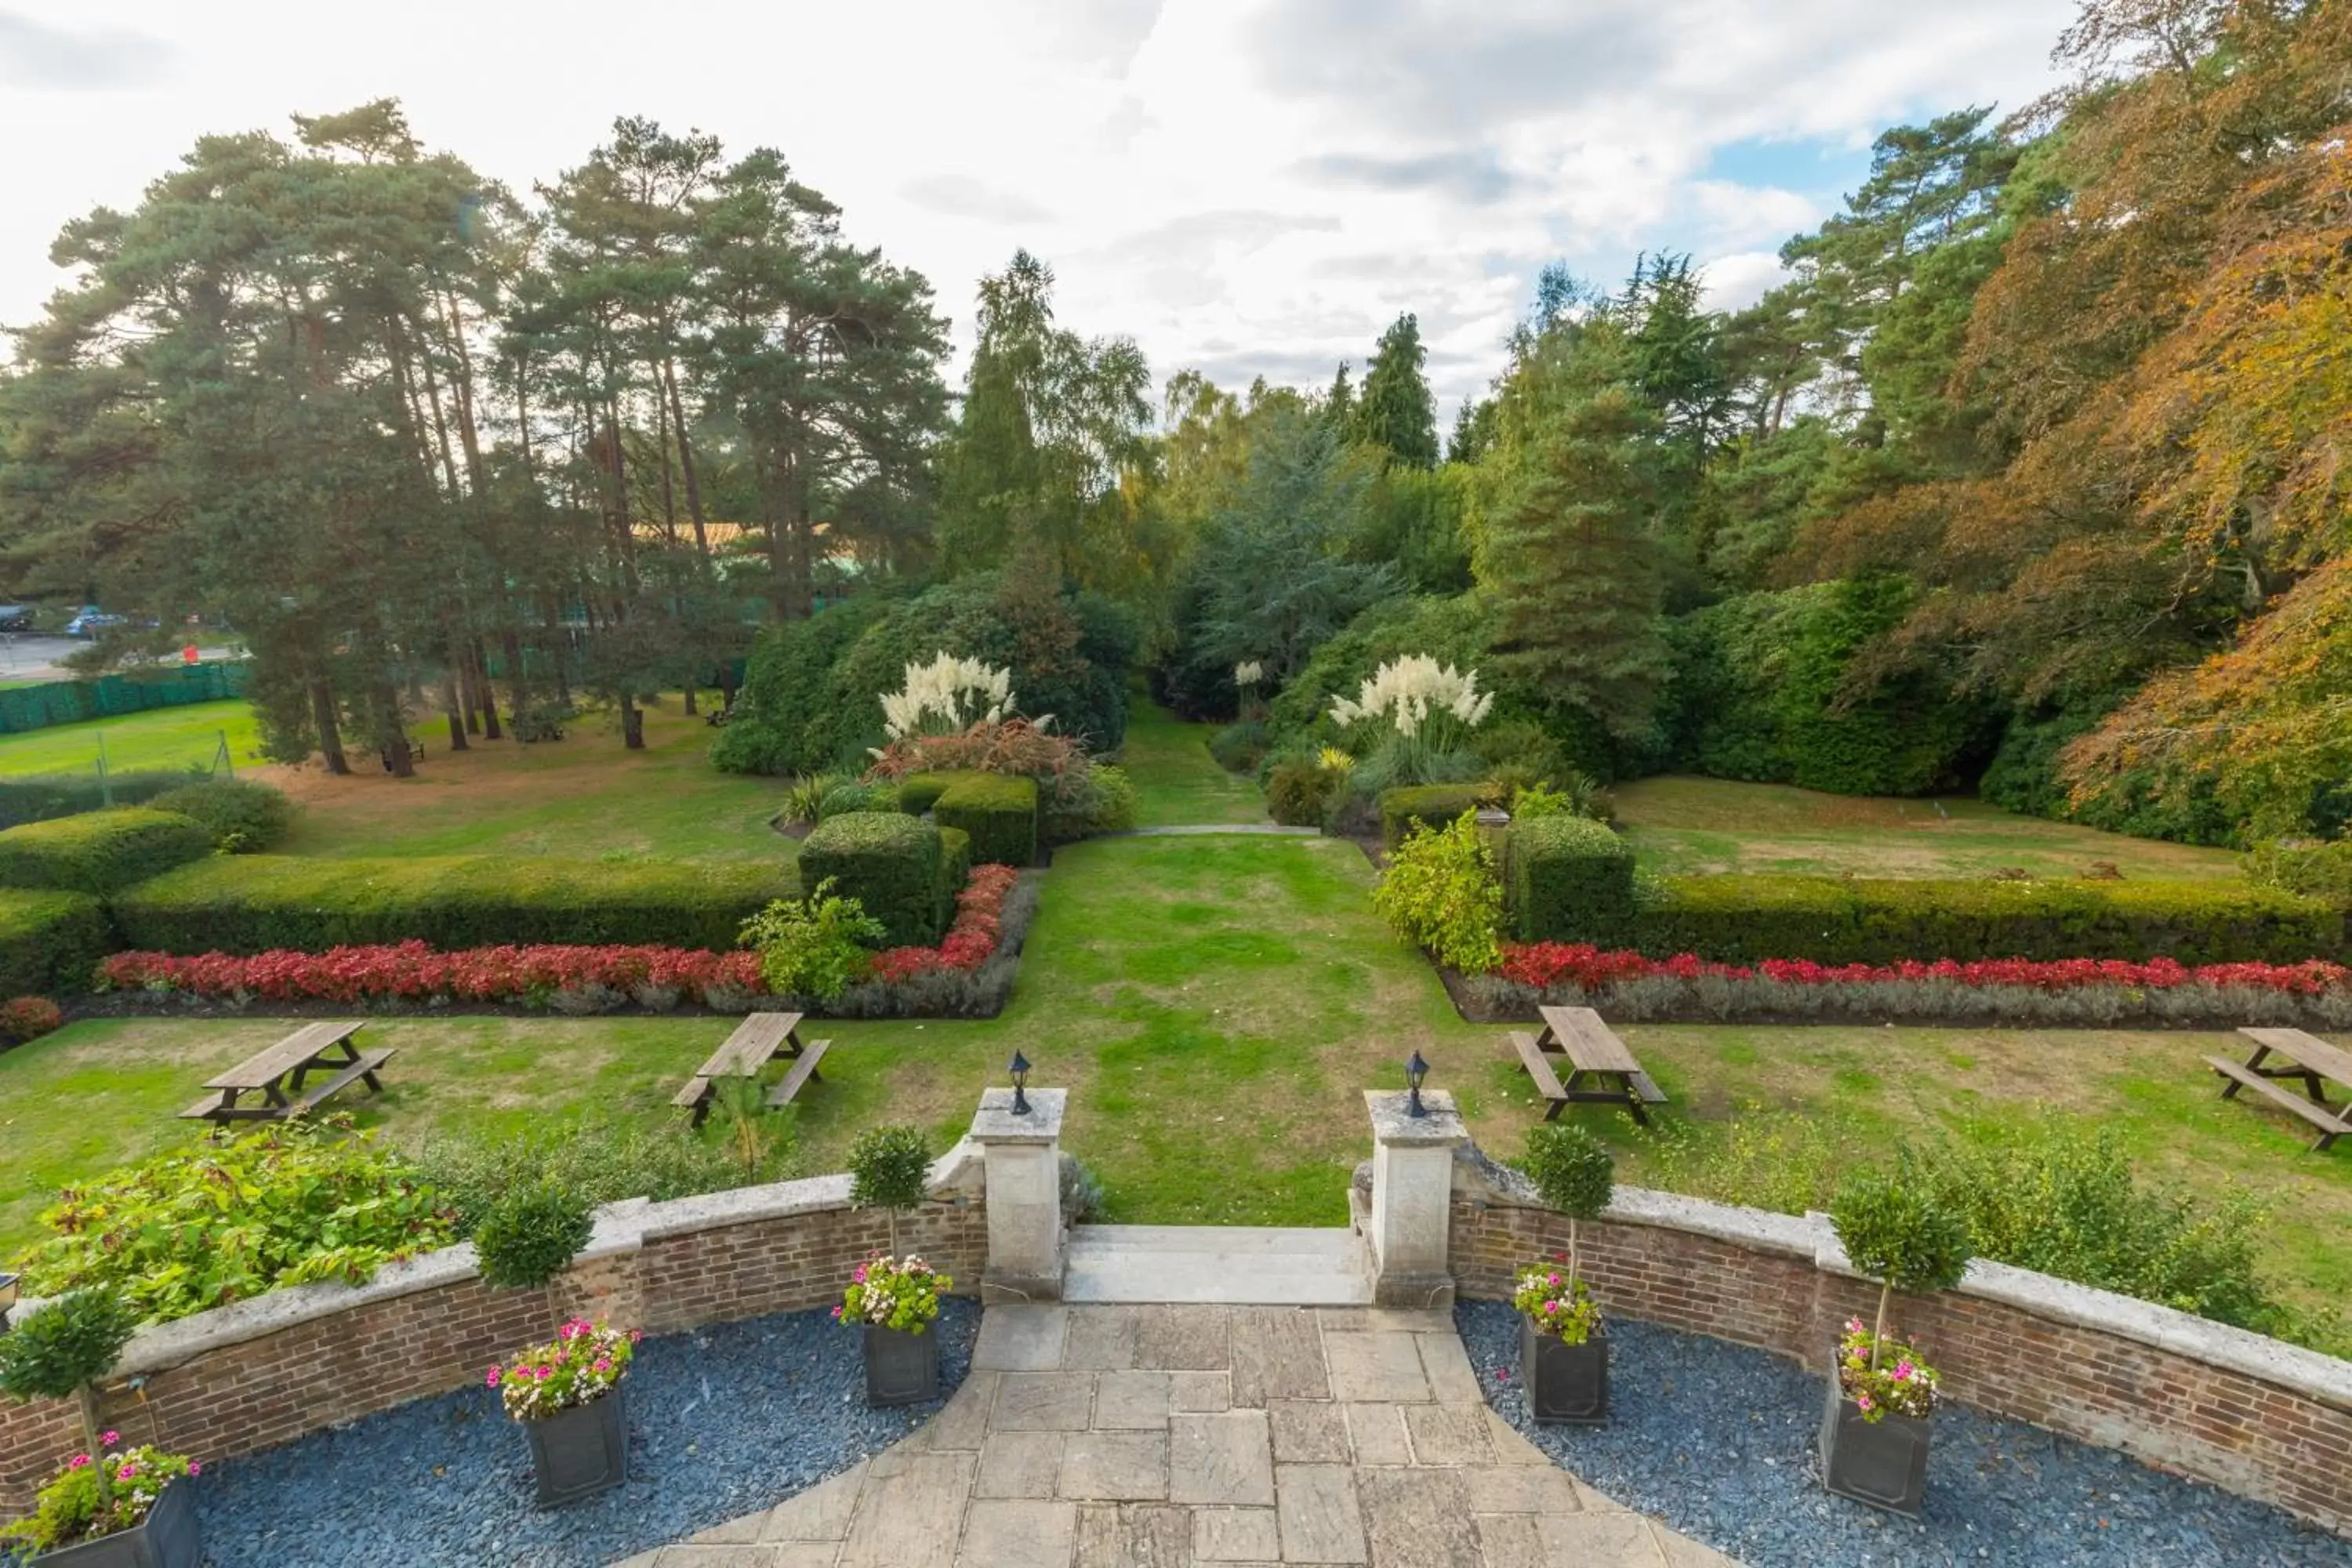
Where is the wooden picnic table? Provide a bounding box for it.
[180,1022,394,1126]
[673,1011,830,1129]
[1509,1004,1667,1126]
[2208,1027,2352,1152]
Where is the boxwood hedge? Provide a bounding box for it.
[798,811,945,946]
[0,808,216,896]
[109,855,793,955]
[934,773,1039,867]
[1508,815,1636,942]
[1617,875,2341,966]
[895,772,963,817]
[1378,784,1493,849]
[0,888,112,994]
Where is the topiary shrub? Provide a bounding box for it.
[0,1288,140,1515]
[0,890,111,996]
[938,827,972,932]
[147,779,296,853]
[895,772,964,817]
[0,808,214,896]
[474,1181,597,1295]
[1523,1122,1614,1288]
[1829,1163,1971,1367]
[933,773,1039,867]
[798,811,946,947]
[0,995,64,1048]
[1378,783,1494,849]
[109,855,793,954]
[1042,764,1135,844]
[1508,815,1636,943]
[848,1124,931,1254]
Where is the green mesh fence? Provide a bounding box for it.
[0,663,251,735]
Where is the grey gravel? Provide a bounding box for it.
[180,1299,976,1566]
[1456,1301,2352,1568]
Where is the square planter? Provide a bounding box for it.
[524,1385,629,1508]
[34,1478,200,1568]
[1819,1354,1930,1516]
[1519,1316,1609,1425]
[865,1323,940,1407]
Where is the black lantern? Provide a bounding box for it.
[1009,1051,1031,1115]
[0,1269,18,1332]
[1405,1051,1429,1117]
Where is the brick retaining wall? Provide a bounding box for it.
[1,1148,986,1518]
[1449,1152,2352,1538]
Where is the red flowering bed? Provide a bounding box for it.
[96,867,1033,1010]
[1494,943,2352,996]
[869,864,1019,982]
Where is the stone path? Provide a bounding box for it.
[617,1306,1735,1567]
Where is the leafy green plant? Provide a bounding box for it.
[2243,839,2352,904]
[1829,1164,1971,1370]
[1637,1110,1872,1217]
[739,878,888,1001]
[11,1121,456,1322]
[1371,811,1503,972]
[1266,759,1341,827]
[416,1119,764,1233]
[839,1251,951,1334]
[1523,1122,1614,1287]
[148,779,296,853]
[473,1181,596,1294]
[0,1288,140,1515]
[782,773,847,826]
[2,1443,195,1555]
[710,1074,795,1183]
[848,1124,931,1254]
[1508,782,1572,820]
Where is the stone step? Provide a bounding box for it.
[1064,1224,1374,1305]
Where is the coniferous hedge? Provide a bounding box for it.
[109,855,793,955]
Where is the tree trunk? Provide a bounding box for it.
[683,686,699,717]
[441,668,470,752]
[503,627,532,731]
[77,1385,112,1510]
[376,682,415,778]
[1870,1279,1893,1371]
[618,691,645,750]
[310,677,350,775]
[472,637,504,741]
[662,356,712,563]
[457,648,482,735]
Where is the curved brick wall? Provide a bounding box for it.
[0,1148,987,1519]
[1445,1146,2352,1539]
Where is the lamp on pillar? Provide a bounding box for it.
[1008,1051,1032,1115]
[1405,1051,1429,1117]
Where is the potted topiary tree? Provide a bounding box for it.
[1516,1123,1613,1424]
[1821,1165,1971,1515]
[474,1181,633,1508]
[844,1124,946,1406]
[0,1287,202,1567]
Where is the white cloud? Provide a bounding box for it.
[1698,251,1790,312]
[0,0,2075,411]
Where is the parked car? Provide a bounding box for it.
[64,608,129,637]
[0,605,33,633]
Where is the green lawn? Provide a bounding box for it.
[1614,775,2245,882]
[0,699,266,779]
[1118,701,1266,827]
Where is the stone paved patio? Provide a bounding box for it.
[615,1305,1735,1567]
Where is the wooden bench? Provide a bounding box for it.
[673,1011,829,1128]
[180,1022,393,1125]
[2209,1026,2352,1152]
[1512,1005,1667,1125]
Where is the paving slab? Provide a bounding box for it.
[1324,1332,1431,1403]
[956,1500,1075,1567]
[1058,1429,1170,1501]
[1072,1502,1191,1567]
[1091,1369,1172,1429]
[1269,1399,1350,1465]
[1229,1307,1330,1406]
[1403,1403,1496,1468]
[837,1450,972,1568]
[1192,1506,1284,1562]
[1133,1304,1232,1370]
[971,1305,1069,1372]
[1172,1370,1232,1411]
[993,1370,1096,1431]
[975,1431,1065,1499]
[1276,1464,1368,1565]
[1061,1308,1139,1371]
[760,1461,867,1541]
[1357,1466,1482,1568]
[1168,1410,1276,1506]
[1341,1403,1413,1467]
[1536,1512,1673,1564]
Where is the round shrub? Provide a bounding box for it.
[473,1181,597,1292]
[1831,1164,1972,1356]
[1523,1123,1614,1221]
[0,995,64,1048]
[848,1125,931,1214]
[148,779,296,853]
[0,1287,138,1406]
[1266,760,1339,827]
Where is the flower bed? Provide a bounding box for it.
[1452,942,2352,1029]
[93,869,1043,1020]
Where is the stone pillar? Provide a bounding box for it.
[1363,1089,1466,1308]
[970,1087,1066,1303]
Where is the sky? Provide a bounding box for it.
[0,0,2077,418]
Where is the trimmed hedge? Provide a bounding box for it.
[798,811,945,946]
[0,888,111,995]
[934,774,1039,867]
[939,826,972,932]
[110,855,793,955]
[1615,876,2342,966]
[895,772,963,817]
[0,769,210,831]
[1378,784,1493,849]
[0,808,216,895]
[149,779,296,852]
[1508,816,1637,942]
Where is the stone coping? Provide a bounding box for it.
[1452,1143,2352,1416]
[54,1139,986,1381]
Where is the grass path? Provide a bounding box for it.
[1119,700,1266,827]
[0,698,265,779]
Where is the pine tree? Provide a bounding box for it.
[1352,314,1439,468]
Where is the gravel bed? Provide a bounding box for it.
[186,1299,977,1567]
[1456,1301,2352,1568]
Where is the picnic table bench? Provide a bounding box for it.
[673,1011,829,1129]
[2208,1027,2352,1152]
[1511,1004,1666,1126]
[180,1022,394,1126]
